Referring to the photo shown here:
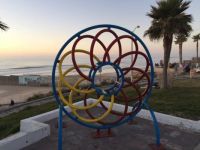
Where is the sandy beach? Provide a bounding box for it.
[0,85,51,105]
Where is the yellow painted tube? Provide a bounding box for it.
[71,95,115,123]
[58,49,100,94]
[59,65,94,94]
[58,75,114,122]
[58,78,104,110]
[68,78,104,109]
[57,49,114,123]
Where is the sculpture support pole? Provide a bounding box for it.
[143,102,160,146]
[58,106,63,150]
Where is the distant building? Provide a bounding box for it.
[18,75,51,86]
[0,75,51,86]
[19,75,41,86]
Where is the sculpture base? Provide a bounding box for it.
[92,129,115,138]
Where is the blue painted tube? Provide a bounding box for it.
[143,102,160,146]
[90,61,124,96]
[58,106,63,150]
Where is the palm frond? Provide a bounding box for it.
[175,34,187,44]
[192,34,200,42]
[144,0,192,41]
[0,20,9,31]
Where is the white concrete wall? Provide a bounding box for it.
[0,121,49,150]
[0,100,90,150]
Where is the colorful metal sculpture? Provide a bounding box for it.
[52,24,161,150]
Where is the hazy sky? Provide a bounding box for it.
[0,0,200,63]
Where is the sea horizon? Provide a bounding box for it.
[0,55,184,76]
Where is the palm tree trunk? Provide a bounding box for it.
[163,35,173,89]
[179,43,183,64]
[197,40,199,62]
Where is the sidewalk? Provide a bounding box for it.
[23,115,200,150]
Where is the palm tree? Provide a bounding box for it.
[192,34,200,62]
[175,34,188,64]
[0,20,9,31]
[144,0,192,89]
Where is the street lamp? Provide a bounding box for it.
[133,25,140,32]
[131,25,140,82]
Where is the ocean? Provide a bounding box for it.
[0,56,179,76]
[0,57,54,76]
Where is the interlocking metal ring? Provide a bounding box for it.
[52,24,154,129]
